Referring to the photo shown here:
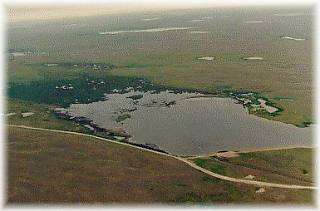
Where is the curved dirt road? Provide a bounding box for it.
[7,124,318,190]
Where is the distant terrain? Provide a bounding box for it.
[7,6,313,126]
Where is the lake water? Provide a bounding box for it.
[67,90,312,156]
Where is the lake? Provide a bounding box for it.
[67,90,312,156]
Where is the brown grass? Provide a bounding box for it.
[6,127,314,204]
[191,148,314,187]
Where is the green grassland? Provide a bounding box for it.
[191,148,314,186]
[7,6,313,126]
[6,99,88,132]
[7,127,314,204]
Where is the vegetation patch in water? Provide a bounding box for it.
[8,72,196,108]
[296,120,313,128]
[116,113,131,123]
[214,86,283,117]
[126,94,143,100]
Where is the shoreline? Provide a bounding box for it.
[183,145,314,158]
[8,124,317,191]
[50,90,313,157]
[235,145,314,154]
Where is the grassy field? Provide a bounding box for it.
[190,148,314,186]
[6,99,88,132]
[6,6,313,126]
[6,127,314,204]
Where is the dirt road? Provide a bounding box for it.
[7,124,318,190]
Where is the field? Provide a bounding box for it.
[7,6,313,126]
[6,127,314,204]
[190,148,314,186]
[6,99,88,132]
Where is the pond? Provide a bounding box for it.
[66,90,312,156]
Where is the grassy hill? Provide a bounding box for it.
[190,148,314,186]
[7,127,314,204]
